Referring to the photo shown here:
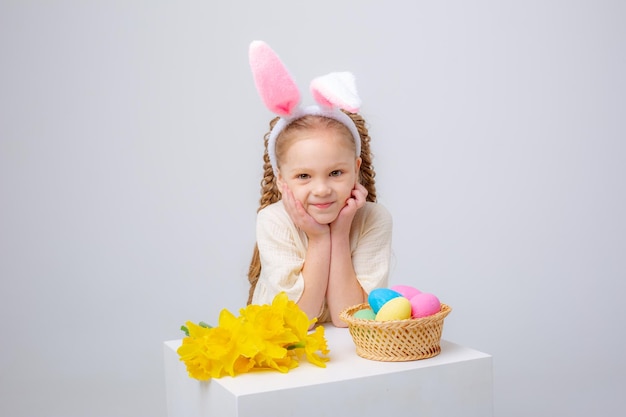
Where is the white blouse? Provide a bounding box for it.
[251,200,393,321]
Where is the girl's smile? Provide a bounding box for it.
[312,202,333,209]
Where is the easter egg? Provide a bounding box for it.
[368,288,403,313]
[410,292,441,318]
[375,297,412,321]
[353,308,376,320]
[390,284,421,300]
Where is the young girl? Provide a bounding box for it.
[247,41,393,327]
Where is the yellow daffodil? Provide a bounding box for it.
[177,292,330,380]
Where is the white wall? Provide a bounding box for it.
[1,1,624,416]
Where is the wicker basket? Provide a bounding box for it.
[339,302,452,362]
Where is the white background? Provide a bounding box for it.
[1,1,625,416]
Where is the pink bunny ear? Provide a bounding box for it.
[310,72,361,113]
[249,41,301,117]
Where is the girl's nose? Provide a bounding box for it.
[312,179,332,196]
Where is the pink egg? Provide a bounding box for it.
[410,292,441,318]
[390,285,421,300]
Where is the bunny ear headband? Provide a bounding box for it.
[249,40,362,173]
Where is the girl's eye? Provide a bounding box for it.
[330,170,342,177]
[297,173,310,180]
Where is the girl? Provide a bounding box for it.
[247,41,392,327]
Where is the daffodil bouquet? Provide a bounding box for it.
[177,292,330,380]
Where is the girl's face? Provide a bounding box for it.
[276,126,361,225]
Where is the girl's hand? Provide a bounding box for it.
[330,183,368,235]
[281,184,330,238]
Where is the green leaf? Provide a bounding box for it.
[180,325,189,337]
[199,321,212,329]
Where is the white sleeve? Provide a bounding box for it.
[351,203,393,293]
[251,205,307,305]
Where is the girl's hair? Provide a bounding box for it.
[246,112,377,304]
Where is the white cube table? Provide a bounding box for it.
[164,326,493,417]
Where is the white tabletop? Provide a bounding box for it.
[165,325,491,396]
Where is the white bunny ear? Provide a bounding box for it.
[310,72,361,113]
[249,41,301,117]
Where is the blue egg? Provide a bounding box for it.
[368,288,403,313]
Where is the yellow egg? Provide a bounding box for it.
[375,297,412,321]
